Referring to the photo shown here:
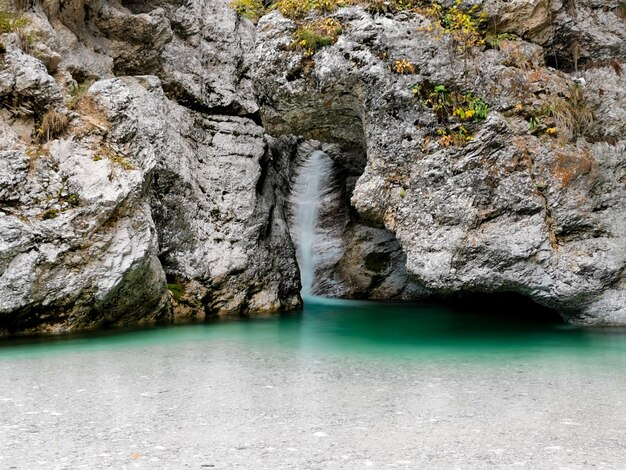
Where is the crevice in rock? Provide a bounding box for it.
[164,83,262,124]
[521,145,559,250]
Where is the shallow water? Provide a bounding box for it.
[1,299,626,469]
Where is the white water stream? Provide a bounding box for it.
[291,151,334,297]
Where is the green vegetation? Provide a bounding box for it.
[528,115,541,133]
[485,32,518,49]
[419,1,487,50]
[0,10,29,33]
[230,0,491,61]
[230,0,359,22]
[365,0,423,14]
[412,83,489,124]
[229,0,265,22]
[64,193,80,207]
[411,82,489,147]
[167,283,184,302]
[65,81,92,110]
[42,209,59,220]
[293,17,342,55]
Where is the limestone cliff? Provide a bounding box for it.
[0,0,624,333]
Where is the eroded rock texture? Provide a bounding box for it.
[0,0,625,332]
[252,3,626,323]
[0,0,299,334]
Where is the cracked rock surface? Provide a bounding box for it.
[0,0,625,332]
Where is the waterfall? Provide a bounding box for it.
[291,150,334,297]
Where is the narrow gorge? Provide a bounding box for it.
[0,0,625,335]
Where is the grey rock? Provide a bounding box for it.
[0,74,171,335]
[1,0,625,333]
[0,44,62,114]
[149,107,301,318]
[252,6,626,323]
[159,0,258,114]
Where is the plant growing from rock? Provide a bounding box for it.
[292,17,342,55]
[392,59,417,74]
[0,10,29,33]
[419,1,487,78]
[367,0,422,14]
[230,0,265,22]
[37,109,69,143]
[412,82,489,147]
[275,0,347,19]
[41,209,59,220]
[485,32,518,50]
[526,84,593,140]
[65,80,92,110]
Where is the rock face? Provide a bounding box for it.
[0,0,625,332]
[287,140,428,300]
[0,0,300,335]
[252,3,626,323]
[0,49,169,334]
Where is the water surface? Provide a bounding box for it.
[1,299,625,469]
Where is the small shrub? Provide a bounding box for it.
[230,0,265,22]
[65,80,92,110]
[42,209,59,220]
[64,193,80,207]
[418,0,487,77]
[412,83,489,124]
[527,84,593,140]
[37,109,69,142]
[436,126,473,147]
[367,0,422,14]
[276,0,321,19]
[419,1,487,50]
[485,32,518,50]
[528,115,541,132]
[0,10,29,33]
[274,0,362,19]
[546,84,593,139]
[392,59,416,74]
[292,17,342,55]
[412,82,488,147]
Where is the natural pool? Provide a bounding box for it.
[1,298,626,469]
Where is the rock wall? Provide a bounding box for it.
[0,0,300,334]
[0,0,625,332]
[252,2,626,323]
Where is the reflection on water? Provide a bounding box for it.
[1,297,625,366]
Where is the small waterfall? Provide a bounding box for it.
[291,151,334,297]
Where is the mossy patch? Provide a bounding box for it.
[167,283,184,302]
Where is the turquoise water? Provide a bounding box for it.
[2,298,626,469]
[1,297,625,366]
